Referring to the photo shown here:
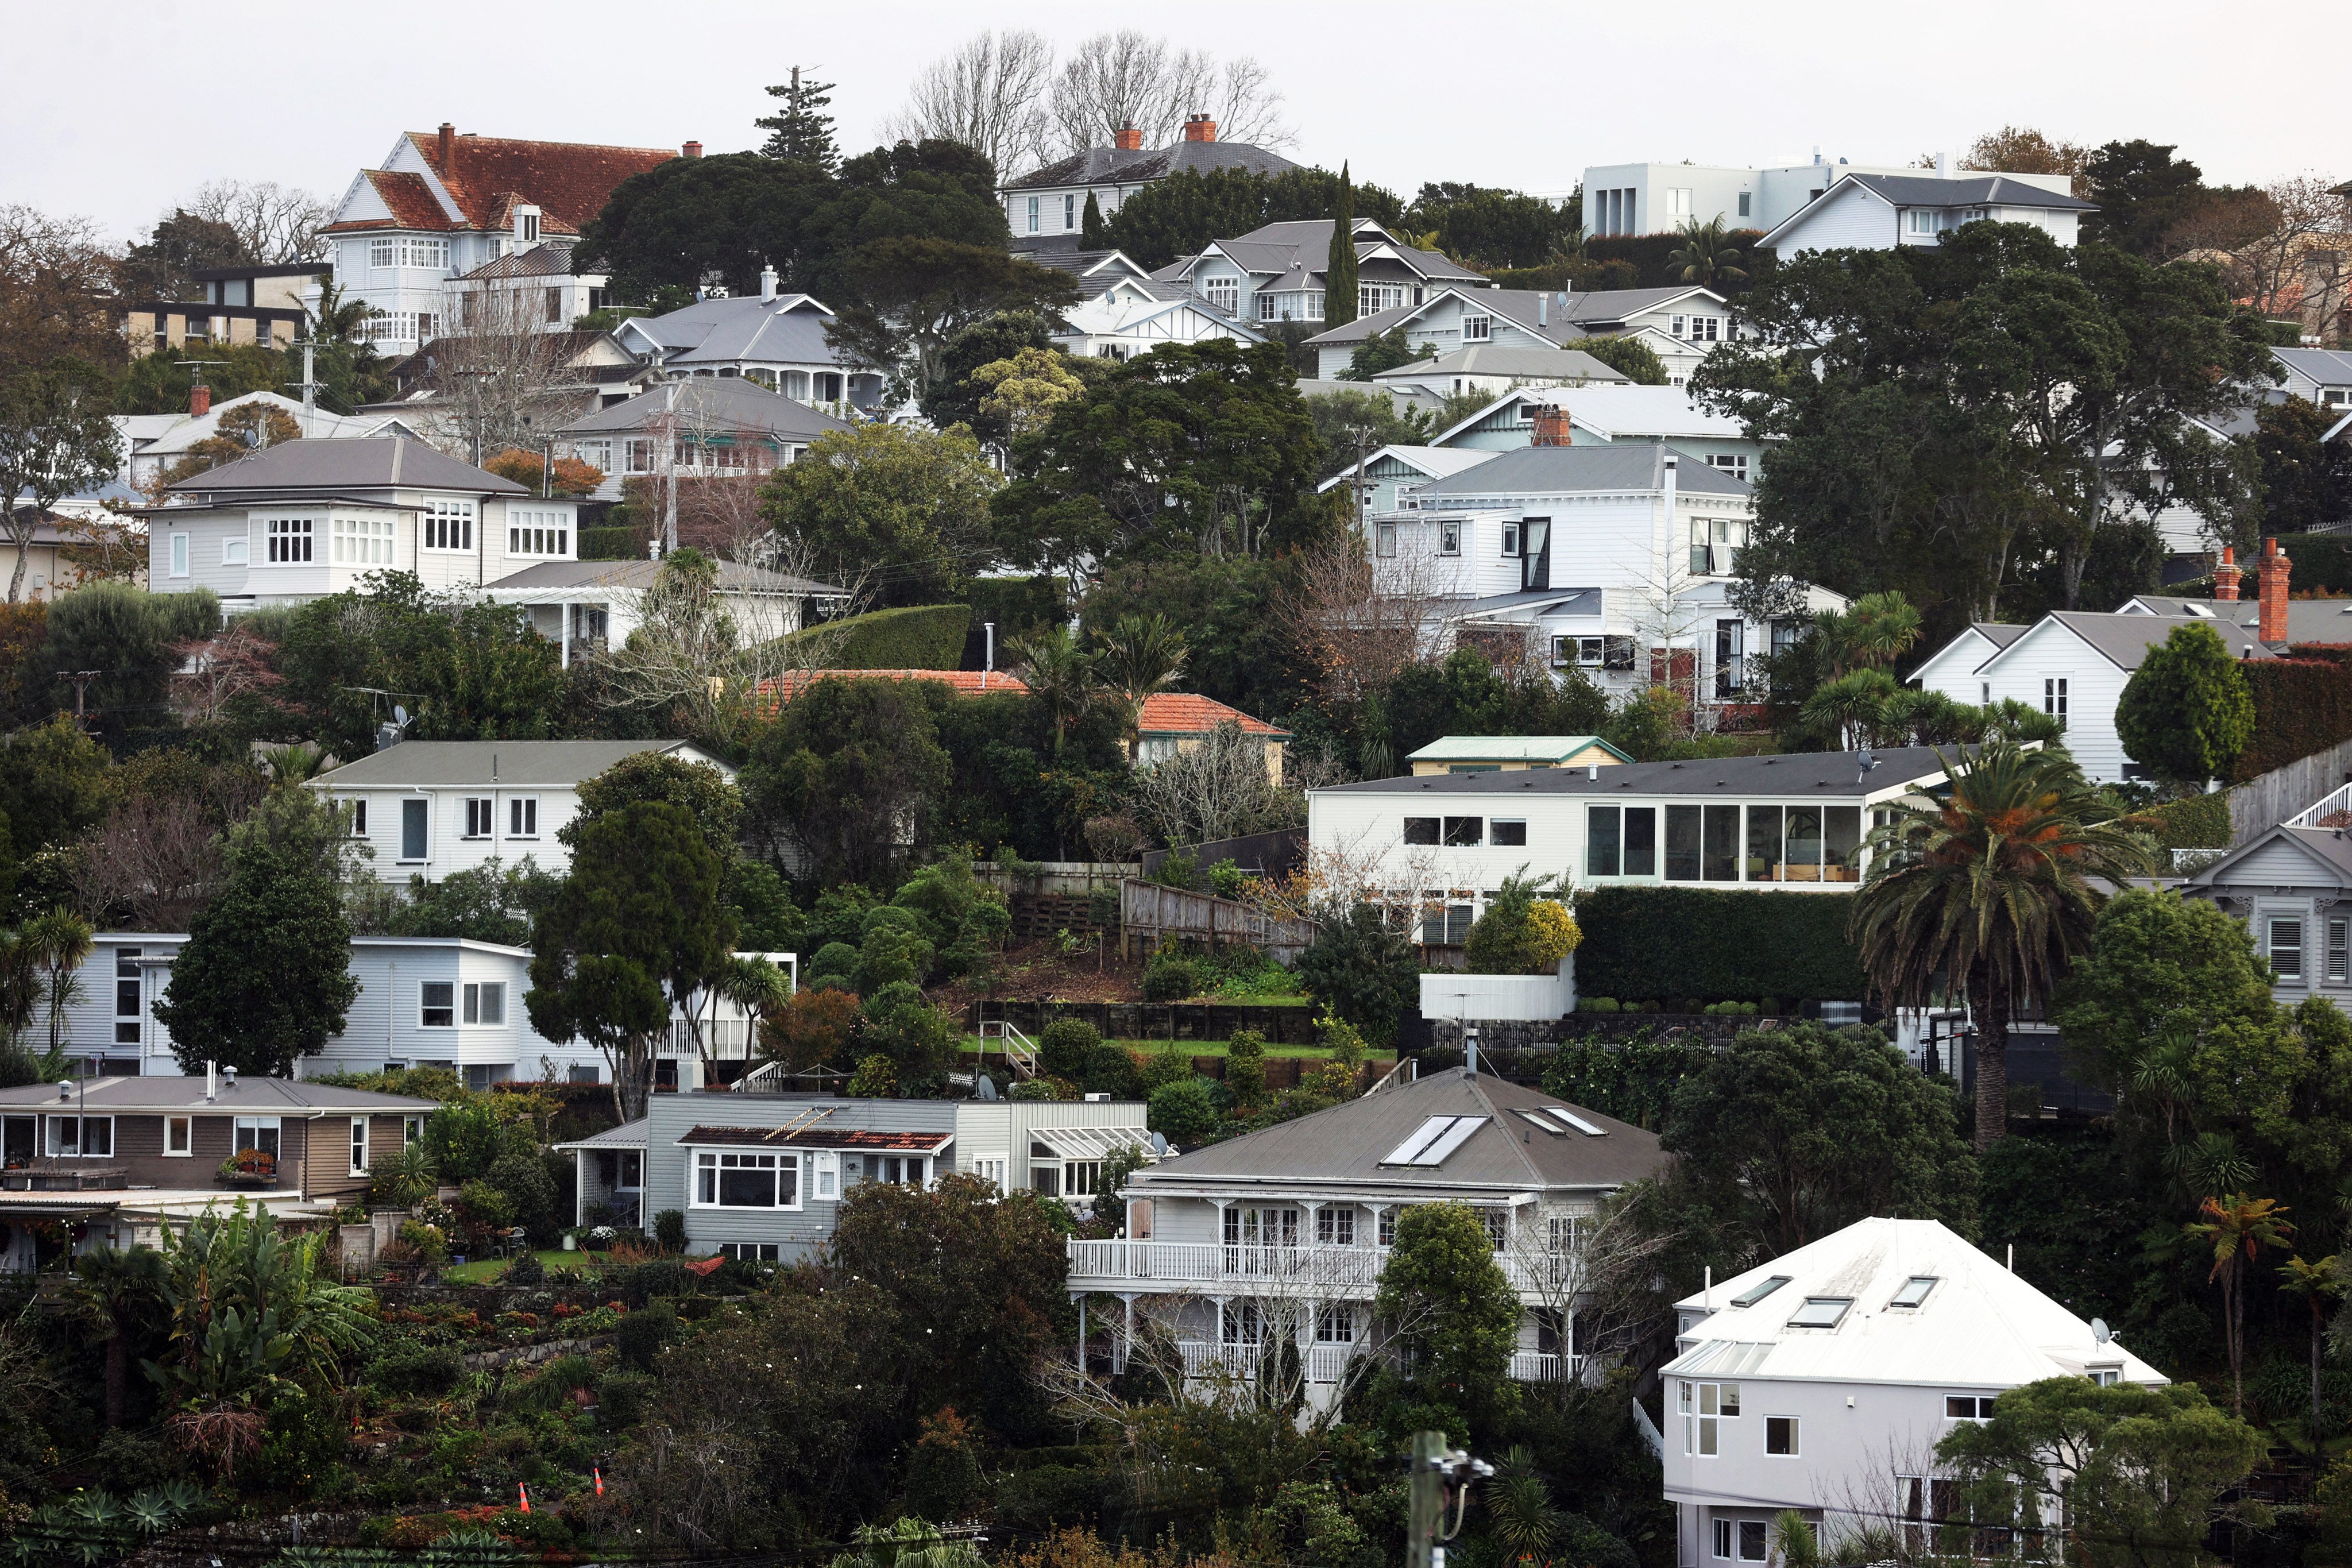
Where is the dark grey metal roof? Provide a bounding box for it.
[1973,622,2028,649]
[1131,1067,1666,1192]
[461,242,579,280]
[554,1118,650,1152]
[1836,172,2096,213]
[1413,441,1750,501]
[624,293,855,369]
[311,739,725,789]
[2046,611,2274,670]
[484,558,840,595]
[1382,345,1629,382]
[1458,587,1603,616]
[0,1076,438,1113]
[555,379,854,441]
[1319,746,1957,799]
[164,437,527,496]
[1002,138,1299,192]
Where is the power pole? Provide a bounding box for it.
[61,670,102,730]
[1407,1430,1490,1568]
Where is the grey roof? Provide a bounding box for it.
[1973,622,2029,650]
[1001,137,1299,193]
[163,437,527,496]
[1306,285,1716,348]
[624,293,856,369]
[2044,611,2274,670]
[1381,345,1631,383]
[1186,221,1485,292]
[2274,347,2352,385]
[1835,172,2097,213]
[311,739,724,790]
[1413,441,1751,501]
[484,558,841,596]
[1318,746,1958,800]
[555,379,854,441]
[0,1075,438,1114]
[554,1117,650,1153]
[1458,587,1604,617]
[2193,824,2352,889]
[2119,595,2352,645]
[1407,735,1631,763]
[1131,1067,1666,1192]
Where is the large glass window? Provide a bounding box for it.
[1588,805,1621,877]
[1623,806,1655,876]
[1823,807,1862,882]
[1783,806,1824,882]
[231,1116,279,1161]
[1702,805,1740,882]
[1442,817,1483,847]
[400,797,427,860]
[1746,806,1782,882]
[1665,805,1702,881]
[115,948,142,1045]
[694,1149,798,1208]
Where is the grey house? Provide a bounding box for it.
[2183,783,2352,1002]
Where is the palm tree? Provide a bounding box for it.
[25,909,94,1057]
[1092,613,1189,759]
[1482,1447,1561,1563]
[258,741,332,790]
[66,1245,166,1428]
[1799,668,1901,750]
[1811,590,1924,679]
[1852,741,2153,1149]
[2184,1194,2293,1415]
[2278,1254,2344,1436]
[708,954,791,1079]
[1006,625,1097,756]
[1667,218,1749,288]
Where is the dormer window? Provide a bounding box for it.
[517,207,542,245]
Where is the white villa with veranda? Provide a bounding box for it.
[1068,1063,1668,1412]
[1304,284,1736,385]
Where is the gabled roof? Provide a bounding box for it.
[2007,611,2274,673]
[401,129,677,234]
[1470,384,1749,445]
[1318,746,1955,800]
[554,379,855,441]
[121,392,413,457]
[1406,735,1634,765]
[1377,345,1630,384]
[617,292,856,369]
[1668,1217,2163,1389]
[0,1076,438,1114]
[1412,440,1751,501]
[2118,593,2352,644]
[486,558,841,597]
[1181,220,1485,292]
[1001,138,1299,193]
[1133,1066,1665,1191]
[310,739,728,790]
[2274,347,2352,385]
[1760,172,2097,248]
[342,169,455,231]
[1315,445,1499,492]
[1304,284,1723,349]
[161,437,527,497]
[2185,822,2352,890]
[1137,693,1289,739]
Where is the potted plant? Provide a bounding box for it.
[219,1148,276,1188]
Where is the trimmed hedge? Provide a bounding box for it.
[2136,790,2233,849]
[1574,885,1866,1004]
[963,576,1067,668]
[784,604,972,670]
[2237,658,2352,778]
[577,526,646,561]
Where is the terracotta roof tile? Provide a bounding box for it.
[408,131,677,234]
[326,170,457,233]
[1139,692,1288,737]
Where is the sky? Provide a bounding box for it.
[10,0,2347,246]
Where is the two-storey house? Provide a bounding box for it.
[1161,219,1489,334]
[1069,1064,1666,1411]
[1000,117,1297,242]
[2272,347,2352,412]
[611,272,886,412]
[1664,1217,2163,1568]
[553,377,855,503]
[2186,782,2352,1001]
[117,388,420,491]
[145,437,579,613]
[1305,285,1735,385]
[1431,385,1770,487]
[121,261,325,357]
[1316,446,1500,517]
[1579,153,2077,238]
[323,123,690,354]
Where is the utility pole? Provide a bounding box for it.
[1407,1431,1490,1568]
[60,670,102,730]
[287,334,322,434]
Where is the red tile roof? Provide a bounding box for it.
[346,169,457,232]
[406,130,677,234]
[752,671,1288,736]
[1139,692,1288,737]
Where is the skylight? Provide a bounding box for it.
[1730,1275,1792,1308]
[1889,1276,1939,1308]
[1517,1110,1567,1137]
[1787,1297,1854,1329]
[1544,1107,1608,1137]
[1380,1115,1487,1167]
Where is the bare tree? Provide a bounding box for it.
[71,768,264,932]
[170,623,284,725]
[424,279,582,464]
[2207,175,2352,343]
[1504,1192,1672,1395]
[1281,531,1444,703]
[186,180,333,263]
[881,30,1057,181]
[1049,32,1292,157]
[1130,719,1301,847]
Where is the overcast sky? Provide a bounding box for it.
[12,0,2346,246]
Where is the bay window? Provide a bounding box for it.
[693,1148,801,1208]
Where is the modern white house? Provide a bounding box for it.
[117,390,422,491]
[1760,170,2096,256]
[1432,384,1772,485]
[1307,747,1952,944]
[611,276,886,411]
[1580,155,2076,237]
[999,117,1297,241]
[1070,1064,1668,1411]
[322,123,687,354]
[551,376,856,501]
[1664,1216,2164,1568]
[307,739,732,886]
[144,438,578,613]
[1304,285,1734,385]
[1051,272,1267,361]
[1161,219,1490,334]
[1369,441,1844,702]
[568,1091,1152,1256]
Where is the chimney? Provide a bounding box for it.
[2259,535,2292,644]
[438,122,455,167]
[1530,405,1571,446]
[760,264,778,302]
[189,383,211,418]
[682,140,703,159]
[1114,121,1143,152]
[1936,150,1952,179]
[2214,544,2243,601]
[1183,114,1217,143]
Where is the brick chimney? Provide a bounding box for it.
[189,383,211,418]
[682,140,702,159]
[1182,114,1217,143]
[2259,535,2292,644]
[437,122,455,167]
[2214,544,2242,601]
[1530,404,1571,446]
[1114,121,1142,151]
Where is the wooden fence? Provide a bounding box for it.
[1119,879,1315,963]
[970,999,1321,1045]
[2230,735,2352,844]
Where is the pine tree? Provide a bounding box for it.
[1080,190,1106,249]
[1324,163,1359,327]
[758,66,839,172]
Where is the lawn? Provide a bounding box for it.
[437,1248,600,1283]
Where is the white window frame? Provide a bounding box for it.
[1462,314,1493,342]
[350,1116,370,1176]
[221,534,249,566]
[1708,453,1750,482]
[422,500,475,552]
[1315,1207,1357,1245]
[164,1114,192,1157]
[231,1115,279,1161]
[691,1148,803,1211]
[2330,917,2349,983]
[169,531,190,577]
[344,798,368,838]
[1026,196,1040,233]
[1064,193,1076,229]
[814,1150,840,1200]
[463,982,505,1026]
[1714,1520,1734,1561]
[330,515,396,566]
[1680,1378,1740,1456]
[420,980,456,1028]
[47,1114,114,1158]
[399,796,428,862]
[2044,677,2067,719]
[264,515,313,564]
[2270,917,2305,980]
[508,797,538,837]
[1438,519,1462,557]
[507,510,570,558]
[1764,1415,1799,1455]
[1203,275,1239,315]
[462,796,495,839]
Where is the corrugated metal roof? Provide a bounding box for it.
[310,739,725,789]
[554,1118,650,1152]
[679,1124,952,1151]
[0,1076,438,1113]
[1320,746,1956,800]
[162,437,526,496]
[1413,441,1750,501]
[555,378,855,440]
[1406,735,1632,764]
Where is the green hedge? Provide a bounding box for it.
[963,577,1067,667]
[2136,790,2233,849]
[1574,886,1866,1005]
[783,604,973,670]
[577,526,645,561]
[2237,658,2352,778]
[2266,534,2352,596]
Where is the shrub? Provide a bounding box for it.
[1151,851,1199,891]
[781,603,972,669]
[596,1369,657,1426]
[1148,1078,1220,1144]
[1082,1040,1141,1099]
[849,1053,900,1096]
[1206,859,1247,898]
[808,940,859,983]
[1463,872,1582,974]
[615,1304,680,1372]
[2136,789,2233,850]
[2116,623,2256,783]
[423,1099,517,1183]
[1226,1029,1269,1109]
[1009,1077,1068,1100]
[1142,952,1203,1002]
[486,1151,559,1241]
[1573,886,1866,1003]
[505,1252,544,1285]
[397,1219,449,1265]
[652,1208,687,1254]
[369,1342,466,1396]
[1578,996,1620,1013]
[1136,1045,1194,1093]
[1315,1008,1368,1068]
[764,986,862,1069]
[1036,1018,1102,1079]
[2238,658,2352,778]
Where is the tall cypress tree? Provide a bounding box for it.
[757,65,839,173]
[1324,163,1359,327]
[1080,190,1107,249]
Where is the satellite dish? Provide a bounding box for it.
[974,1074,998,1101]
[2091,1317,2111,1345]
[1150,1132,1170,1157]
[393,704,410,728]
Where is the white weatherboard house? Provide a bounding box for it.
[1306,285,1732,386]
[2185,782,2352,1003]
[1664,1217,2163,1568]
[611,277,886,411]
[1069,1065,1668,1413]
[1001,116,1298,240]
[116,391,422,490]
[1164,219,1490,334]
[1434,384,1773,486]
[2272,347,2352,411]
[1760,169,2096,256]
[1372,441,1844,701]
[1577,155,2079,241]
[1310,748,1955,947]
[307,739,732,887]
[1318,446,1499,517]
[146,438,578,613]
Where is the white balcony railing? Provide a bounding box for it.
[1173,1341,1576,1385]
[1067,1238,1581,1297]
